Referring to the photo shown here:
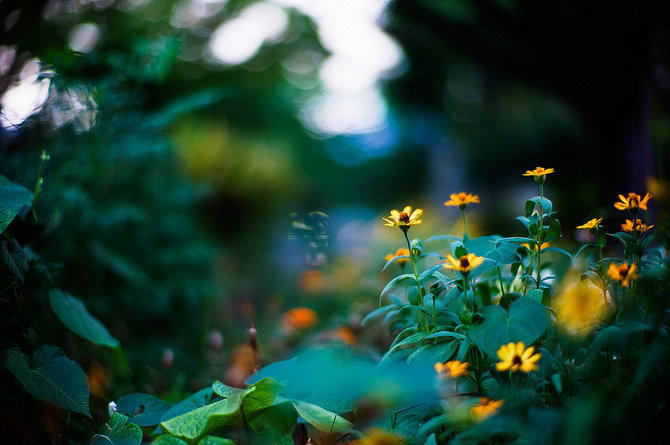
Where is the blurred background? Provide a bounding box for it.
[1,0,669,433]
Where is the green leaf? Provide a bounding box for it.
[198,436,235,445]
[152,435,190,445]
[161,378,281,441]
[116,393,174,426]
[381,254,411,271]
[468,297,548,357]
[361,304,396,326]
[291,399,352,433]
[96,413,143,445]
[49,289,120,348]
[527,196,552,215]
[0,174,33,234]
[154,388,214,435]
[4,346,90,417]
[0,239,29,282]
[380,274,415,303]
[406,341,458,364]
[543,219,562,243]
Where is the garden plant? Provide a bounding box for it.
[3,162,669,444]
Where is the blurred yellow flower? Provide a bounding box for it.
[495,341,540,373]
[385,248,410,267]
[383,206,422,230]
[621,219,654,233]
[607,262,638,287]
[614,192,652,212]
[576,218,603,230]
[348,428,406,445]
[470,397,504,421]
[434,360,469,378]
[444,192,480,210]
[522,166,555,178]
[298,269,327,295]
[282,307,318,331]
[555,278,608,335]
[444,254,484,275]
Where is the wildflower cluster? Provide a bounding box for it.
[365,166,667,443]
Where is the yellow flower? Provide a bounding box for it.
[434,360,469,378]
[443,254,484,275]
[521,242,551,252]
[348,428,406,445]
[444,192,480,210]
[383,206,422,230]
[621,219,654,233]
[522,166,555,178]
[470,397,504,421]
[555,278,608,335]
[495,341,541,373]
[385,248,410,267]
[576,218,603,230]
[614,192,652,212]
[607,262,638,287]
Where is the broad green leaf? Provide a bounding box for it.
[380,274,415,302]
[468,297,548,357]
[4,346,90,417]
[0,174,33,234]
[49,289,120,348]
[198,436,235,445]
[153,388,215,435]
[116,393,173,426]
[152,435,189,445]
[361,304,396,326]
[97,413,143,445]
[0,239,29,282]
[406,341,458,364]
[161,378,281,441]
[292,399,352,433]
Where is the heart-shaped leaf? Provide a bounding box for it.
[4,346,90,417]
[50,289,120,348]
[468,297,548,357]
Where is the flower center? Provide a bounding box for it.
[459,257,470,268]
[620,265,629,278]
[398,212,410,223]
[512,355,522,366]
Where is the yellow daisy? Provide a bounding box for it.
[522,166,555,178]
[384,248,410,267]
[614,192,652,213]
[620,219,654,233]
[470,397,504,421]
[444,192,480,210]
[443,254,484,275]
[382,206,422,231]
[495,341,541,373]
[434,360,469,378]
[576,218,603,230]
[607,262,638,288]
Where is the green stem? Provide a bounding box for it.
[404,230,429,333]
[461,209,469,239]
[497,266,506,297]
[536,183,544,289]
[463,275,470,318]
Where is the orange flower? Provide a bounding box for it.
[621,219,654,233]
[522,166,555,178]
[470,397,504,421]
[434,360,469,378]
[282,307,318,331]
[383,206,422,230]
[385,248,410,267]
[444,192,480,210]
[299,269,327,295]
[443,254,484,275]
[495,341,541,373]
[521,242,550,252]
[614,192,652,213]
[607,262,638,287]
[576,218,603,230]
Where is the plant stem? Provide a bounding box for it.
[462,275,470,318]
[404,230,429,333]
[497,266,506,297]
[461,209,469,239]
[536,183,544,289]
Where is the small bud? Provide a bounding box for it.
[161,348,174,369]
[108,401,117,417]
[207,330,223,351]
